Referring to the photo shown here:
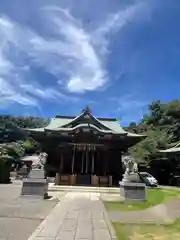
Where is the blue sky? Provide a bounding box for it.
[0,0,180,125]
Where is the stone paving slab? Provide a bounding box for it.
[0,183,58,240]
[0,217,42,240]
[29,192,116,240]
[56,230,75,240]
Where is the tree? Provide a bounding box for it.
[148,100,165,125]
[0,115,49,154]
[129,128,173,166]
[0,155,14,183]
[22,139,41,154]
[126,100,180,167]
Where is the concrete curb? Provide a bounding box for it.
[99,200,117,240]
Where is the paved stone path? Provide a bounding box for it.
[29,192,116,240]
[108,198,180,224]
[3,181,180,239]
[0,183,57,240]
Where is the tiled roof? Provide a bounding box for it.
[25,109,145,138]
[28,117,127,135]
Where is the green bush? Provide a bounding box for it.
[0,155,13,183]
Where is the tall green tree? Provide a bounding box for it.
[126,100,180,166]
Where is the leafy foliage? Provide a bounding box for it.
[0,115,49,159]
[0,115,49,143]
[126,100,180,166]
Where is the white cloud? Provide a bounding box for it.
[0,15,78,107]
[0,1,150,109]
[0,48,12,75]
[92,1,147,55]
[0,21,37,106]
[0,77,37,106]
[20,83,79,102]
[29,7,107,92]
[110,94,148,124]
[31,3,146,92]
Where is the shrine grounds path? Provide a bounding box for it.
[0,182,58,240]
[0,181,116,240]
[29,191,116,240]
[1,181,180,240]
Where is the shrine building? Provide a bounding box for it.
[25,107,145,187]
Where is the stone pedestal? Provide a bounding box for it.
[122,172,140,183]
[91,175,98,186]
[55,173,60,185]
[70,174,76,185]
[109,175,112,187]
[16,165,29,179]
[21,169,48,199]
[119,181,146,202]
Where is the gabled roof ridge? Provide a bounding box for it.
[45,123,124,134]
[58,110,114,131]
[54,115,118,122]
[98,117,118,121]
[89,113,113,130]
[55,115,75,119]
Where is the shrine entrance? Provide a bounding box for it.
[76,174,91,186]
[72,144,96,175]
[54,143,115,186]
[72,146,96,186]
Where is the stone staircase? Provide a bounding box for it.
[48,183,120,194]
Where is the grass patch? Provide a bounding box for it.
[113,218,180,240]
[104,188,180,211]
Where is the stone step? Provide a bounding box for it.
[48,184,120,194]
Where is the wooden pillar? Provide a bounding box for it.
[104,152,107,176]
[97,150,100,176]
[71,148,75,173]
[55,151,64,185]
[60,153,64,173]
[91,150,94,174]
[85,150,88,173]
[81,151,84,174]
[109,175,112,187]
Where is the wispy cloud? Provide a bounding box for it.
[29,6,107,93]
[93,1,147,55]
[0,15,79,107]
[0,17,37,107]
[110,94,148,124]
[0,1,150,109]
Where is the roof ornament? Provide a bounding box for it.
[82,106,92,114]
